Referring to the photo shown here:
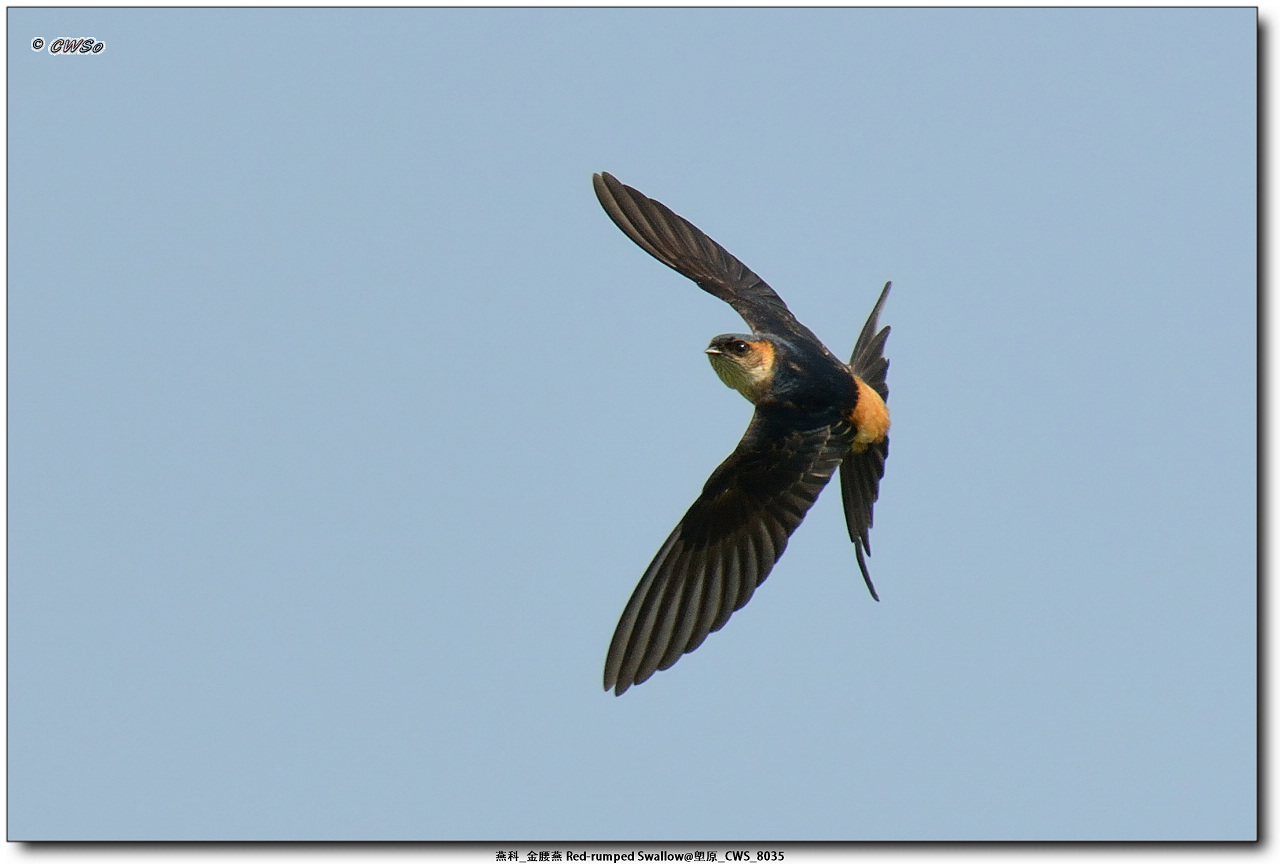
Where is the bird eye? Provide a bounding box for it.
[731,341,750,354]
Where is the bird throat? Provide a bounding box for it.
[708,352,757,401]
[707,345,774,404]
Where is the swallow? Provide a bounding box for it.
[593,173,892,696]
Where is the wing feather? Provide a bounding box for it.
[604,416,854,695]
[593,172,809,337]
[658,555,707,673]
[646,545,702,680]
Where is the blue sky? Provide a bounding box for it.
[7,7,1255,841]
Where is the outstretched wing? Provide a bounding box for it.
[593,172,808,338]
[840,281,892,600]
[605,414,856,696]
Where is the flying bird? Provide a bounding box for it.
[594,172,892,696]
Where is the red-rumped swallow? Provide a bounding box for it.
[594,173,891,696]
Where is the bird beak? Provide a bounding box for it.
[705,347,723,356]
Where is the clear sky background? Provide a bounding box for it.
[8,7,1255,842]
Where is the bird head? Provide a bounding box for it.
[705,334,776,403]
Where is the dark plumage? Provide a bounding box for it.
[594,173,892,696]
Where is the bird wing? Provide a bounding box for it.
[593,172,809,338]
[840,281,892,600]
[605,413,856,695]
